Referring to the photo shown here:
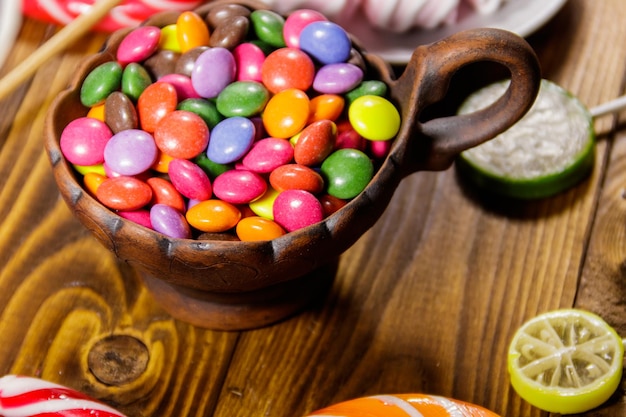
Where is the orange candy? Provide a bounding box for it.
[138,82,178,133]
[236,216,286,241]
[308,94,345,123]
[177,11,210,53]
[87,103,106,121]
[83,172,107,196]
[151,151,175,173]
[186,200,241,233]
[262,88,310,138]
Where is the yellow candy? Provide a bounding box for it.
[186,200,241,233]
[159,24,181,52]
[177,11,210,53]
[151,151,174,174]
[249,187,280,220]
[348,95,401,141]
[87,103,105,121]
[73,163,106,176]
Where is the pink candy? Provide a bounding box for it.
[273,189,323,232]
[0,374,127,417]
[60,117,112,166]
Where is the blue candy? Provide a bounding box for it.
[207,117,256,164]
[299,21,351,65]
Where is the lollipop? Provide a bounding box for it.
[0,374,127,417]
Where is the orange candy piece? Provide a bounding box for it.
[177,11,210,53]
[83,172,107,196]
[186,200,241,233]
[138,82,178,133]
[308,94,344,123]
[262,88,310,138]
[236,216,286,241]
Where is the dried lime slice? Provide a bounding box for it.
[508,309,624,414]
[457,79,595,199]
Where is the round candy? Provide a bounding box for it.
[177,98,223,129]
[117,26,161,65]
[210,15,250,49]
[207,117,256,164]
[168,158,212,201]
[121,62,152,102]
[137,81,178,133]
[320,148,373,199]
[158,74,200,100]
[80,61,122,107]
[216,81,270,118]
[299,21,351,64]
[319,193,347,216]
[262,88,310,138]
[270,164,324,194]
[242,138,294,173]
[176,46,209,76]
[60,117,113,166]
[249,9,286,48]
[313,63,363,95]
[119,209,152,229]
[348,95,401,141]
[283,9,327,49]
[273,189,323,232]
[150,203,192,239]
[176,11,210,53]
[186,200,241,233]
[96,176,153,211]
[236,216,285,241]
[191,47,236,98]
[345,80,389,105]
[159,24,181,52]
[147,177,186,212]
[144,49,179,79]
[105,91,138,133]
[213,169,267,204]
[83,172,106,196]
[206,3,251,27]
[309,94,345,123]
[261,48,315,94]
[233,43,265,82]
[104,129,158,176]
[154,110,209,159]
[249,187,280,220]
[294,120,337,166]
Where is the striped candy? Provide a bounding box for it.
[0,375,126,417]
[307,394,501,417]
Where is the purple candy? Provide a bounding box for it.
[191,47,236,98]
[150,204,192,239]
[206,117,256,164]
[299,21,351,65]
[313,63,363,95]
[104,129,158,176]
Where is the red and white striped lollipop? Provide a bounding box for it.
[0,375,127,417]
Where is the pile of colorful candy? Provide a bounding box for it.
[59,4,402,241]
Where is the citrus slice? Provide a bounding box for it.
[508,309,624,414]
[457,79,595,199]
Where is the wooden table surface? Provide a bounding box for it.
[1,1,626,416]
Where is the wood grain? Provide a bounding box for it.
[2,1,626,417]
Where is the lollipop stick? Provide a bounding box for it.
[590,94,626,118]
[0,0,123,101]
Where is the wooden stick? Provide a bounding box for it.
[590,94,626,118]
[0,0,123,101]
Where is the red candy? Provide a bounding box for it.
[154,110,209,159]
[147,177,186,212]
[261,48,316,94]
[270,164,325,194]
[294,120,337,166]
[137,82,178,133]
[96,176,153,211]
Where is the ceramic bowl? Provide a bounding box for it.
[44,0,540,330]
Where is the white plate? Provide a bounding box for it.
[338,0,568,64]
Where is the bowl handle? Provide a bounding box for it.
[388,28,541,172]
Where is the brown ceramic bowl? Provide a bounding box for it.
[44,0,540,330]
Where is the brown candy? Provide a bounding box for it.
[105,91,138,133]
[144,49,180,80]
[210,15,250,50]
[175,46,209,76]
[205,3,251,29]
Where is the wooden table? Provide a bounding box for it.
[1,1,625,416]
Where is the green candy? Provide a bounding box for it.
[250,10,286,48]
[121,63,152,102]
[216,81,270,118]
[80,61,122,107]
[194,153,232,180]
[321,149,374,199]
[345,80,389,106]
[178,98,223,129]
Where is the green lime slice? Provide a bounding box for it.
[508,309,624,414]
[457,79,595,199]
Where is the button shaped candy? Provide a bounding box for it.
[250,10,286,48]
[104,129,158,176]
[233,43,265,82]
[119,209,152,229]
[299,21,351,64]
[309,94,345,123]
[176,11,210,53]
[313,63,363,95]
[83,172,107,196]
[273,189,323,232]
[261,48,315,94]
[263,88,310,138]
[158,74,201,100]
[216,81,270,117]
[345,80,389,105]
[236,216,286,241]
[294,120,337,166]
[283,9,327,49]
[249,187,280,219]
[168,158,212,201]
[269,164,324,194]
[147,176,186,212]
[192,47,236,98]
[159,24,181,52]
[319,193,347,216]
[320,148,374,199]
[206,3,251,28]
[213,169,267,204]
[154,110,209,159]
[117,26,162,65]
[177,98,223,129]
[105,91,138,133]
[138,82,178,133]
[96,176,153,211]
[207,116,256,164]
[175,46,209,76]
[242,138,294,173]
[186,200,241,233]
[80,61,122,107]
[210,15,250,49]
[144,49,180,80]
[121,63,152,102]
[60,117,113,166]
[349,95,401,141]
[150,203,192,239]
